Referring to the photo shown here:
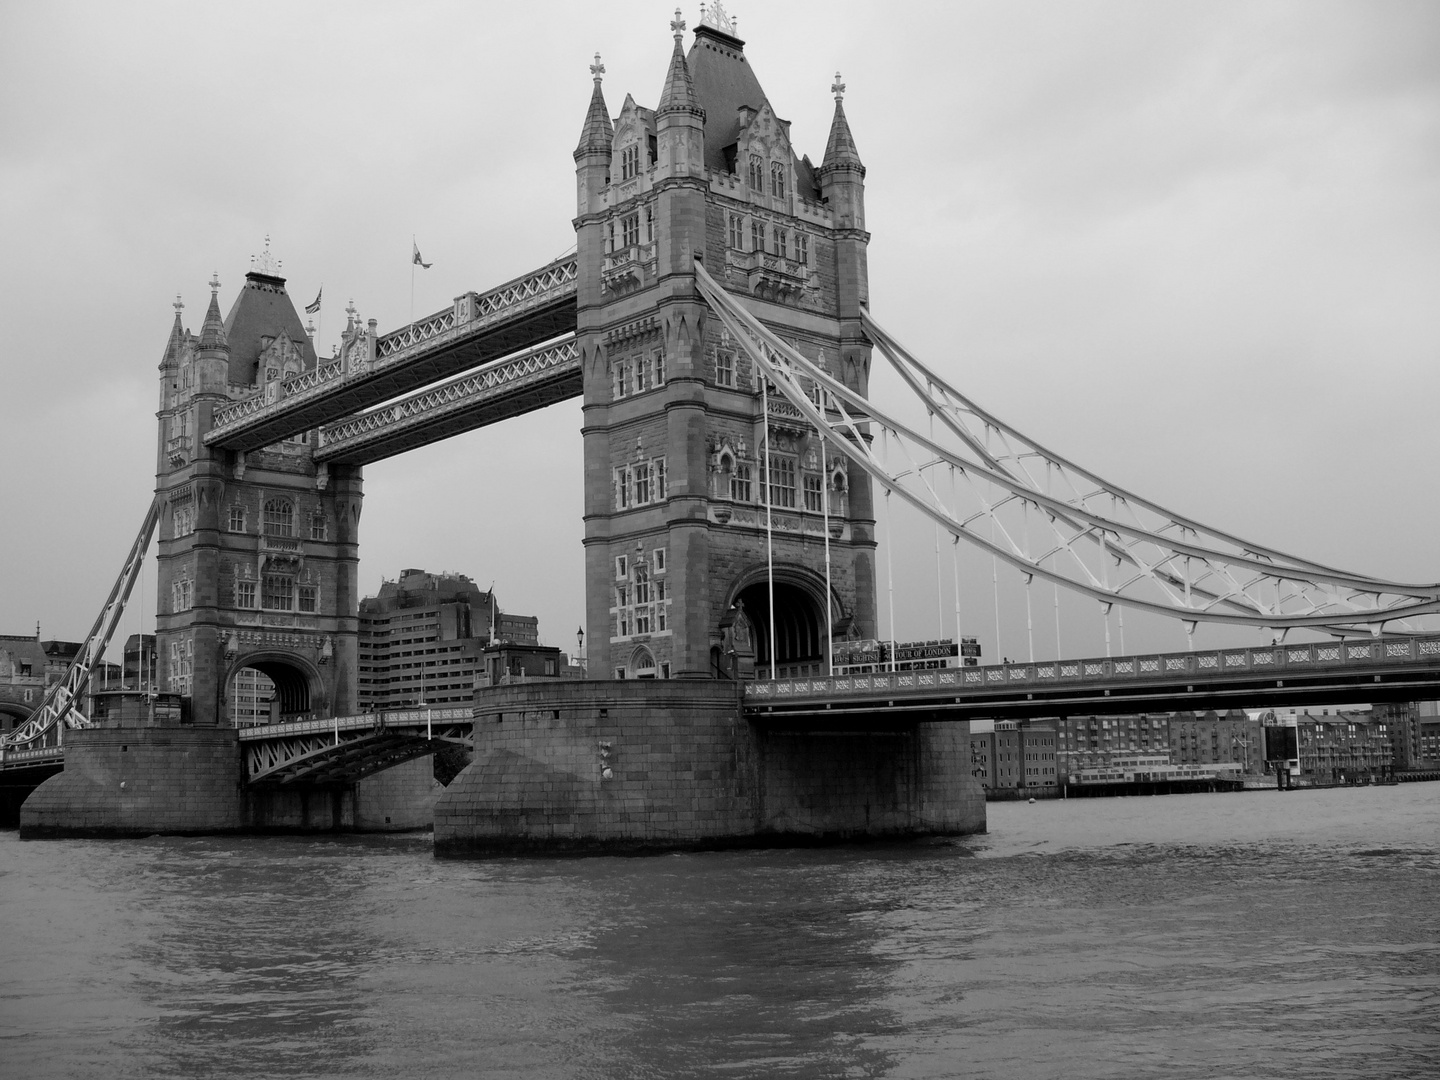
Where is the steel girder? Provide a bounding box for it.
[204,258,578,453]
[693,260,1440,634]
[314,336,581,465]
[0,499,160,754]
[240,709,472,785]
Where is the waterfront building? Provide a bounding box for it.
[357,569,540,710]
[0,633,120,732]
[1293,712,1392,783]
[969,719,1058,796]
[1055,710,1263,781]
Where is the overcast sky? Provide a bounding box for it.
[1,1,1437,664]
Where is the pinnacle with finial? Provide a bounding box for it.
[832,72,845,101]
[671,7,685,39]
[590,52,605,82]
[173,294,184,316]
[209,272,220,294]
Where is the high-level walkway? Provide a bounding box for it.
[204,258,578,455]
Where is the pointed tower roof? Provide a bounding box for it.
[160,294,187,367]
[574,52,614,157]
[223,240,317,385]
[198,273,229,351]
[822,73,864,173]
[657,9,704,119]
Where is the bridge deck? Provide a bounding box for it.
[745,636,1440,724]
[205,258,577,453]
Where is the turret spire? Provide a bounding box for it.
[574,51,615,157]
[198,272,228,351]
[657,9,703,118]
[821,71,863,173]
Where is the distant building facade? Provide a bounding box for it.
[1055,710,1262,781]
[357,569,540,710]
[969,720,1058,796]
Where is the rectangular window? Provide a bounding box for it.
[795,232,809,266]
[298,585,317,613]
[748,154,764,190]
[634,462,651,505]
[655,458,667,500]
[645,206,654,243]
[621,213,640,247]
[751,219,765,253]
[615,360,631,398]
[635,356,652,393]
[262,575,293,611]
[804,474,823,512]
[236,580,257,609]
[772,226,787,258]
[228,506,246,533]
[766,456,797,508]
[728,214,744,249]
[716,350,734,387]
[173,505,194,537]
[615,555,628,579]
[621,144,640,180]
[731,463,752,502]
[635,605,652,635]
[653,548,666,572]
[652,349,665,385]
[310,515,326,541]
[171,579,192,612]
[770,161,786,198]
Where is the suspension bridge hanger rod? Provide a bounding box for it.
[861,310,1403,583]
[692,261,1440,631]
[1,497,162,752]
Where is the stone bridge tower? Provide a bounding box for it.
[575,10,877,681]
[154,251,361,726]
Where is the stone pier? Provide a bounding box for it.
[433,681,984,856]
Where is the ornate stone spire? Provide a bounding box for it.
[198,272,228,351]
[821,71,863,173]
[657,9,703,118]
[160,293,187,367]
[574,52,614,157]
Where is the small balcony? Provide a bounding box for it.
[166,434,191,467]
[602,243,656,294]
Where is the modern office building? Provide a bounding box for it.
[357,569,540,710]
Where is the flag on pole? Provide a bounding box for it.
[412,242,432,269]
[305,287,322,314]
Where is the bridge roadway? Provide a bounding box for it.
[204,257,578,454]
[744,634,1440,728]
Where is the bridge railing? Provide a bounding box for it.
[235,706,473,742]
[744,635,1440,704]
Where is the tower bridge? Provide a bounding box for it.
[8,9,1437,844]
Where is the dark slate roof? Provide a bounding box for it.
[222,271,317,386]
[687,24,821,199]
[687,24,766,175]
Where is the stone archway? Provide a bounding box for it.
[725,565,843,680]
[0,702,32,735]
[224,653,324,724]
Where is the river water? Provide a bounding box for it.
[2,785,1437,1079]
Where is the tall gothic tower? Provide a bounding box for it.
[154,249,362,726]
[575,10,877,681]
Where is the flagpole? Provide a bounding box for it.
[317,283,324,357]
[410,236,416,329]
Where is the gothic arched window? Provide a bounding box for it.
[263,499,293,537]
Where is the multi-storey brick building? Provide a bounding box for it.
[574,8,876,682]
[970,719,1059,796]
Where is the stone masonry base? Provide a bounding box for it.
[433,680,986,856]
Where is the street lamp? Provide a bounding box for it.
[576,626,585,677]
